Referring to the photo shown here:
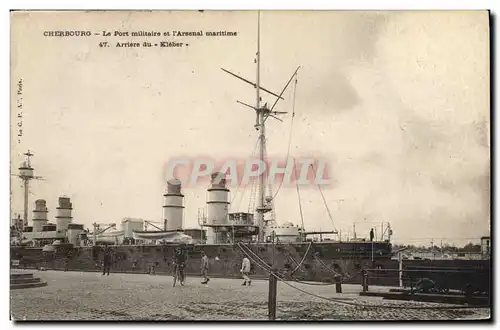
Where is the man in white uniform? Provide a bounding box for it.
[240,256,251,286]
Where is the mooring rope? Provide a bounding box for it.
[288,241,312,275]
[235,243,490,310]
[244,241,361,286]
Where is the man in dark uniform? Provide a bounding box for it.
[102,247,112,276]
[64,250,72,272]
[370,228,374,242]
[174,247,186,286]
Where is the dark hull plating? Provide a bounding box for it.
[10,241,490,292]
[11,242,391,281]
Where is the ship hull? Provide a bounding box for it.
[11,241,390,283]
[10,242,490,291]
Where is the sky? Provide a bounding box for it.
[10,11,490,246]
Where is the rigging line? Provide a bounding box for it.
[239,241,326,282]
[237,176,255,213]
[240,241,332,285]
[244,177,256,213]
[240,240,353,285]
[279,243,305,272]
[310,163,336,232]
[250,178,258,213]
[271,74,298,200]
[236,243,490,310]
[277,246,336,286]
[230,135,260,211]
[294,157,306,233]
[312,254,341,278]
[244,241,336,286]
[234,180,248,213]
[260,135,271,195]
[263,137,273,196]
[247,135,269,213]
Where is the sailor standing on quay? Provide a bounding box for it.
[200,251,210,284]
[102,247,112,276]
[174,247,186,286]
[64,250,72,272]
[241,256,251,286]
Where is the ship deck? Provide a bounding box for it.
[10,270,489,320]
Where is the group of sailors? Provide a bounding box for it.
[101,246,253,286]
[171,248,253,286]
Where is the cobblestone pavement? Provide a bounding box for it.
[10,270,490,321]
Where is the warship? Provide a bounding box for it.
[10,13,397,283]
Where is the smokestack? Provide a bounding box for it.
[55,196,73,233]
[163,179,184,231]
[206,172,230,244]
[32,199,48,232]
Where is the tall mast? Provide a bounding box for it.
[221,11,298,242]
[256,11,261,110]
[256,11,266,243]
[15,150,44,228]
[24,179,29,227]
[20,151,34,227]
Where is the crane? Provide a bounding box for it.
[144,220,163,231]
[91,222,116,246]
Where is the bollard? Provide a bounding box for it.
[335,275,342,293]
[268,270,277,320]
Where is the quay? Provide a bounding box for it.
[10,270,490,321]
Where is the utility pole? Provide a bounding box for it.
[268,229,277,320]
[272,230,276,265]
[398,247,408,288]
[399,250,403,287]
[371,225,375,262]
